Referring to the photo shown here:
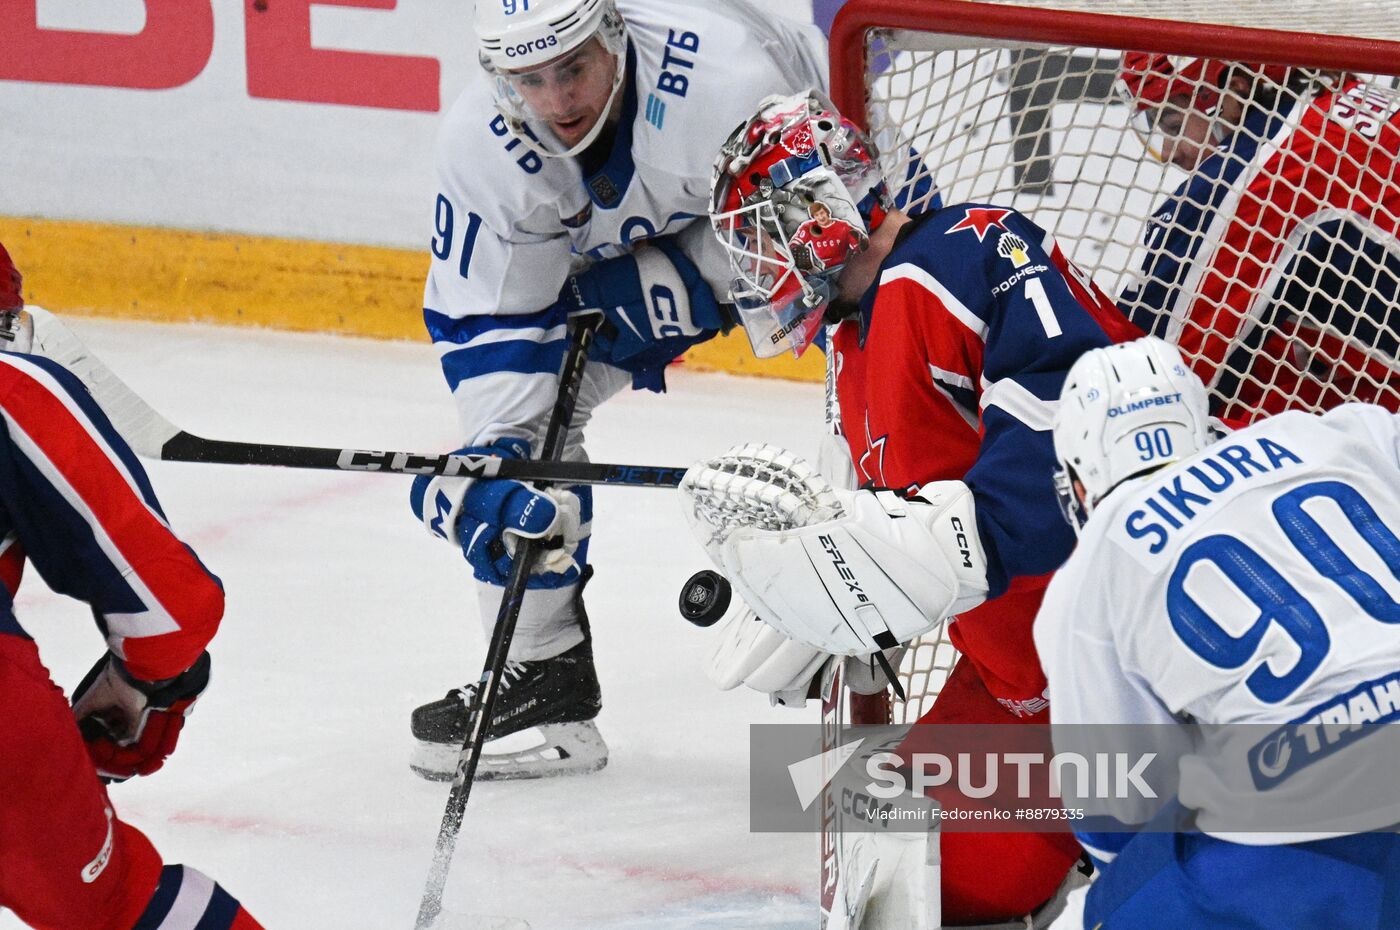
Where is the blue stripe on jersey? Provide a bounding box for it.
[583,45,640,211]
[6,353,168,522]
[193,883,242,930]
[0,604,27,639]
[0,368,174,623]
[970,404,1078,594]
[1117,103,1287,335]
[423,305,567,346]
[439,339,568,391]
[133,865,184,929]
[892,149,940,217]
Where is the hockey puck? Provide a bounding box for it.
[678,570,731,627]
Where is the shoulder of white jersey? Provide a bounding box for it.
[436,78,587,238]
[620,0,828,184]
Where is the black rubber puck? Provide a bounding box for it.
[678,570,732,627]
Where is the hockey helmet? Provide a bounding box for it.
[0,242,21,313]
[709,90,888,358]
[1052,336,1211,530]
[475,0,628,158]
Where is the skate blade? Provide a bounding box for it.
[410,720,608,782]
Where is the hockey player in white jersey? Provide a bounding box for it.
[405,0,829,780]
[1037,337,1400,929]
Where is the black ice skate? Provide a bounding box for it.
[409,638,606,781]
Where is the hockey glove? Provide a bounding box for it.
[560,238,726,390]
[409,438,583,588]
[72,650,211,783]
[681,444,991,655]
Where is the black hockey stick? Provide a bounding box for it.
[414,313,601,930]
[19,307,686,489]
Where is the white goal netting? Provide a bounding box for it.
[835,0,1400,723]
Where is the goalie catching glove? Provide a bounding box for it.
[681,444,989,656]
[72,650,212,783]
[410,437,584,588]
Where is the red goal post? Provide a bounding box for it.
[829,0,1400,723]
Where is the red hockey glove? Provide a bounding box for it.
[72,651,211,783]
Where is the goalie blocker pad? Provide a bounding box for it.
[688,453,989,655]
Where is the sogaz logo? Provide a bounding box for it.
[505,35,559,58]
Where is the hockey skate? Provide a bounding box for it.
[410,638,607,781]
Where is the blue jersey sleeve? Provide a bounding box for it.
[901,205,1131,595]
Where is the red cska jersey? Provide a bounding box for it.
[832,205,1141,710]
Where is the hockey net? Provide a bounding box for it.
[832,0,1400,724]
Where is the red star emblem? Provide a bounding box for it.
[946,207,1013,242]
[857,413,889,486]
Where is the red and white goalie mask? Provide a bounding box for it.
[709,90,887,358]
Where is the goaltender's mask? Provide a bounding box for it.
[709,90,888,359]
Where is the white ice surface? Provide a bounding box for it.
[2,319,825,930]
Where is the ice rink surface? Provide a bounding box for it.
[3,319,828,930]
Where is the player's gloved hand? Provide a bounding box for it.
[560,238,726,388]
[681,444,990,655]
[72,650,212,783]
[409,438,583,588]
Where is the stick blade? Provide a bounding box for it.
[23,307,183,457]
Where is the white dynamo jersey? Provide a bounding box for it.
[424,0,827,442]
[1036,404,1400,843]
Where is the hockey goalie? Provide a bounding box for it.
[684,90,1142,927]
[1116,54,1400,419]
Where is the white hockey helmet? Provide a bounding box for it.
[1052,336,1211,529]
[475,0,628,158]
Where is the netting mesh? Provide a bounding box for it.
[851,7,1400,722]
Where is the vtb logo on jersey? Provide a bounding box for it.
[947,206,1013,242]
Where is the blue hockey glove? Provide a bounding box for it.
[409,438,583,588]
[560,237,726,390]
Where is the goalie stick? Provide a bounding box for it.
[415,313,601,930]
[10,307,686,489]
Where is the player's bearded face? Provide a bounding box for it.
[505,39,618,147]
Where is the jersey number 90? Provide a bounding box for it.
[1168,480,1400,703]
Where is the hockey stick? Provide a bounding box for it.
[414,313,601,930]
[17,307,686,489]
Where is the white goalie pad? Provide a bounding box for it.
[706,603,831,706]
[681,444,989,656]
